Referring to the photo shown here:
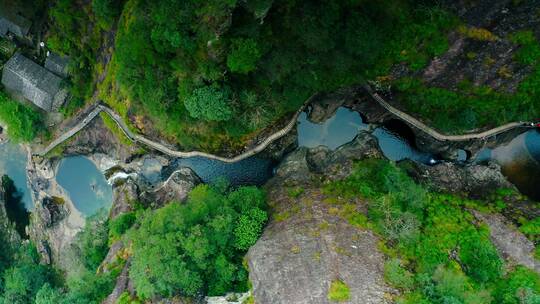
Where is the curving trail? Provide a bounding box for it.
[37,99,310,163]
[363,85,533,141]
[36,85,534,162]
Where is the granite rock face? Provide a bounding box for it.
[248,132,394,304]
[110,178,139,219]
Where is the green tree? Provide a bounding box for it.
[2,244,56,304]
[129,185,267,299]
[0,92,44,142]
[34,284,63,304]
[69,212,109,271]
[227,38,262,74]
[92,0,123,27]
[184,85,233,121]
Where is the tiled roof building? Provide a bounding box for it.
[0,6,31,39]
[1,53,67,112]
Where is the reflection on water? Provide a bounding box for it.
[0,143,32,209]
[170,156,275,186]
[298,107,436,164]
[298,108,367,149]
[476,130,540,200]
[141,158,162,183]
[372,128,435,164]
[56,156,113,216]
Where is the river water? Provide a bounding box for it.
[0,142,32,209]
[2,107,539,218]
[56,156,113,216]
[297,107,437,164]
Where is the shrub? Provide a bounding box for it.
[92,0,123,28]
[430,266,492,304]
[69,212,109,272]
[509,30,540,65]
[109,212,136,241]
[234,208,267,250]
[227,38,262,74]
[2,244,56,304]
[328,280,351,302]
[459,228,503,283]
[384,258,414,290]
[0,91,44,142]
[520,217,540,242]
[494,266,540,304]
[35,283,63,304]
[184,85,233,121]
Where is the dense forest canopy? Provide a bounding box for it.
[108,0,454,151]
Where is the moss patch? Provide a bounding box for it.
[328,279,351,302]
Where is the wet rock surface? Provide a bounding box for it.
[140,167,201,207]
[400,160,513,197]
[26,156,85,266]
[274,131,383,183]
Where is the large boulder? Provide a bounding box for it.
[247,188,393,304]
[140,167,201,207]
[248,132,393,304]
[110,178,139,219]
[400,160,513,197]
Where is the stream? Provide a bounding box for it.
[1,107,539,217]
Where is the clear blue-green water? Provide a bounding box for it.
[297,107,437,164]
[0,143,32,209]
[298,107,367,149]
[56,156,113,216]
[170,156,275,186]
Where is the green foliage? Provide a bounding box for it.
[34,284,63,304]
[70,212,109,271]
[117,292,142,304]
[384,258,414,290]
[62,270,116,304]
[493,266,540,304]
[234,208,267,250]
[520,217,540,243]
[392,29,540,134]
[287,187,304,198]
[426,265,492,304]
[327,280,350,302]
[108,212,136,241]
[1,244,57,304]
[227,38,262,74]
[92,0,123,28]
[459,228,503,283]
[0,91,44,142]
[112,0,459,151]
[48,0,105,114]
[129,185,267,299]
[184,85,233,121]
[325,159,539,303]
[509,30,540,65]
